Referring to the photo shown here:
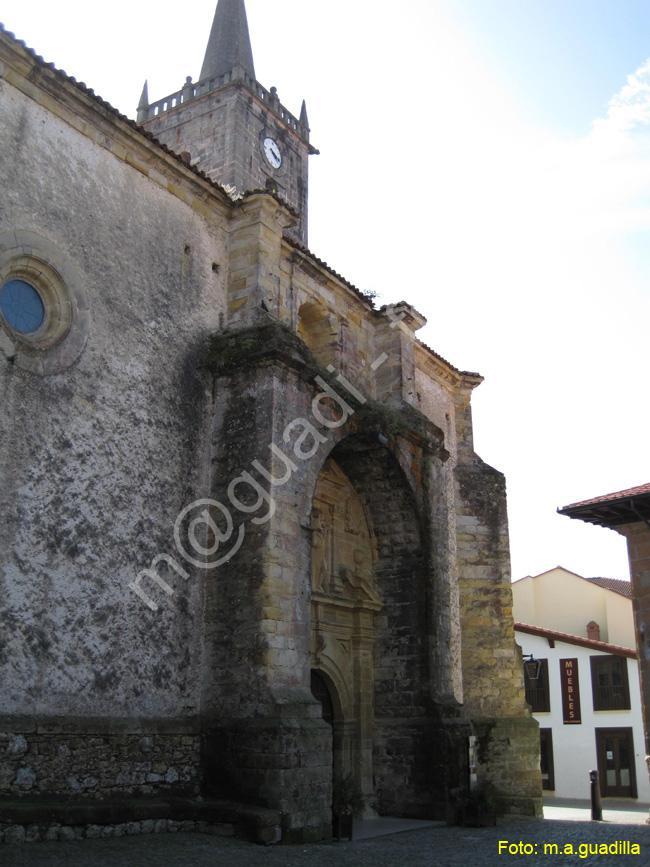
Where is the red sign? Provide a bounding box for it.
[560,658,581,724]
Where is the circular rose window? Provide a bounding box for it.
[0,230,90,375]
[0,279,46,334]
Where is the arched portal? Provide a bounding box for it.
[309,456,381,806]
[308,434,449,819]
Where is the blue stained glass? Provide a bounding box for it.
[0,279,45,333]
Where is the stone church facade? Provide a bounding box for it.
[0,0,541,843]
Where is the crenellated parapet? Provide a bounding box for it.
[138,69,312,145]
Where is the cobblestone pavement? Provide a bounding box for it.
[2,817,649,867]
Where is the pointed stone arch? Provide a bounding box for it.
[306,431,457,816]
[203,323,472,833]
[297,299,338,368]
[324,435,431,815]
[309,454,380,803]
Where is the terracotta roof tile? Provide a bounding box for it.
[587,577,632,599]
[559,481,650,528]
[563,482,650,510]
[514,622,636,658]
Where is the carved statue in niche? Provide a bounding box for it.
[310,459,380,605]
[343,549,381,604]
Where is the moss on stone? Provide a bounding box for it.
[205,321,444,457]
[204,320,308,377]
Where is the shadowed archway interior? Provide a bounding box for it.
[309,436,440,816]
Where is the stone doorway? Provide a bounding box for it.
[310,669,336,816]
[311,670,335,725]
[309,457,381,805]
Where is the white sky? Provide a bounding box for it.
[3,0,649,582]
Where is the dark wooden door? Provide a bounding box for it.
[596,728,637,798]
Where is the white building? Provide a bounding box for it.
[513,567,649,802]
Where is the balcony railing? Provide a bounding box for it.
[593,684,629,710]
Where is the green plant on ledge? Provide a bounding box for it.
[332,773,365,818]
[461,781,498,827]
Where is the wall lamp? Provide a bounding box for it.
[522,654,542,681]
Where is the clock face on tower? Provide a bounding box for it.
[263,137,282,169]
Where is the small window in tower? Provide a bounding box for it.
[0,279,45,334]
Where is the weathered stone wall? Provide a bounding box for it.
[202,326,335,840]
[0,717,200,799]
[456,461,526,718]
[0,60,230,721]
[415,352,483,706]
[285,247,378,393]
[0,817,199,845]
[340,432,471,819]
[473,717,543,816]
[455,456,542,814]
[0,52,234,828]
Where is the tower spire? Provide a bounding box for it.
[200,0,255,82]
[136,80,149,123]
[299,100,309,128]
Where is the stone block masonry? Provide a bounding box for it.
[144,77,312,246]
[473,718,543,816]
[455,459,542,816]
[0,717,201,800]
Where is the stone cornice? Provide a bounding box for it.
[414,341,483,393]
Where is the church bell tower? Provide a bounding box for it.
[138,0,317,245]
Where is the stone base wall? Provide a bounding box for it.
[0,717,200,800]
[373,713,473,820]
[473,716,543,817]
[203,713,332,843]
[0,799,283,845]
[0,817,200,845]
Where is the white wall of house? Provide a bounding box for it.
[516,630,649,801]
